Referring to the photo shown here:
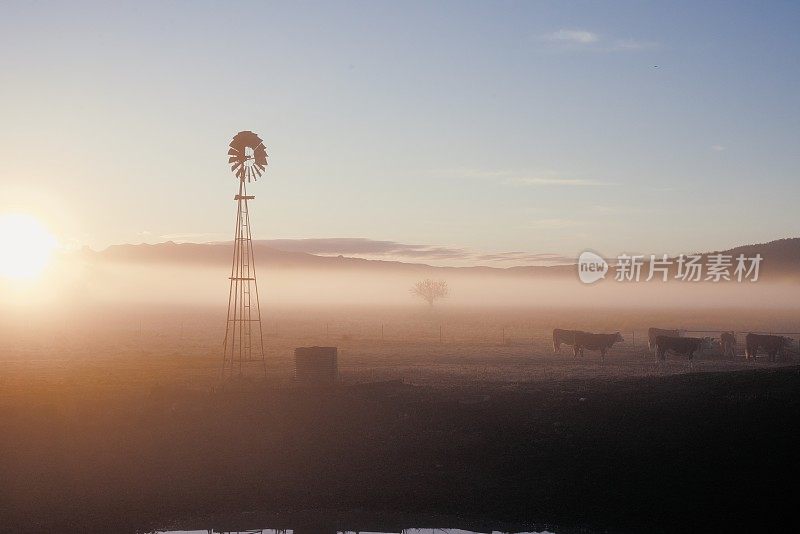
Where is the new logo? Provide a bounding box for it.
[578,251,608,284]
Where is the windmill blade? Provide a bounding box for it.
[228,131,268,181]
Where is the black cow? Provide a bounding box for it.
[573,332,624,362]
[655,335,710,362]
[648,327,680,353]
[720,331,736,358]
[552,329,585,353]
[745,333,792,362]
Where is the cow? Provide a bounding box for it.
[720,331,736,358]
[573,332,624,362]
[553,329,586,353]
[648,328,680,354]
[745,333,792,362]
[655,335,711,362]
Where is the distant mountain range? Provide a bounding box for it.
[74,237,800,281]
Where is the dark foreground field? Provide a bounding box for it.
[2,364,799,533]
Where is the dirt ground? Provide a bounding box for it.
[1,305,799,532]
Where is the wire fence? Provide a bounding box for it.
[69,316,799,362]
[231,318,797,344]
[262,322,800,357]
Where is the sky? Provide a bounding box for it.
[1,1,799,265]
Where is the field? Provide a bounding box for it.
[1,304,799,532]
[3,304,798,385]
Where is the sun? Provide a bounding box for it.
[0,213,58,280]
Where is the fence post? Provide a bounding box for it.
[439,324,443,344]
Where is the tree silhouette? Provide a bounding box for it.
[410,279,449,307]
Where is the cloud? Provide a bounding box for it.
[647,185,681,192]
[255,238,568,266]
[590,204,658,214]
[259,238,471,260]
[440,168,618,187]
[509,176,618,187]
[711,144,727,152]
[526,218,581,230]
[435,168,512,180]
[543,29,599,44]
[590,205,616,213]
[476,252,574,264]
[541,29,656,52]
[610,38,656,51]
[160,232,226,242]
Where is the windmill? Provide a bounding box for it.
[221,130,268,379]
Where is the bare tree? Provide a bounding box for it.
[410,279,449,307]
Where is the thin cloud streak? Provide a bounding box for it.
[541,29,656,52]
[609,38,657,51]
[476,251,574,264]
[439,168,618,187]
[508,177,619,187]
[254,238,569,266]
[259,238,471,260]
[160,232,226,242]
[542,29,598,44]
[525,218,581,230]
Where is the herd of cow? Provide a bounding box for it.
[552,327,796,363]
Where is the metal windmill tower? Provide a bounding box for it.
[221,130,268,379]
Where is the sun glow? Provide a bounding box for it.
[0,213,58,280]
